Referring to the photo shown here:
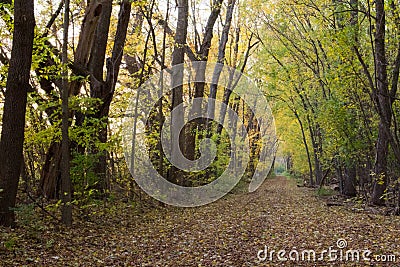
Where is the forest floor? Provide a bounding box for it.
[1,176,400,266]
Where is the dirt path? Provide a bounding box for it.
[2,176,400,266]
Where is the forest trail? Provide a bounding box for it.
[2,176,400,266]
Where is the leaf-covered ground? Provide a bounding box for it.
[1,176,400,266]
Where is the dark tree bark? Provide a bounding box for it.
[39,142,62,199]
[69,0,103,96]
[372,0,390,205]
[352,0,400,205]
[0,0,35,227]
[184,0,224,162]
[155,2,225,165]
[95,0,132,195]
[292,105,314,186]
[334,158,344,193]
[88,0,112,84]
[71,0,131,197]
[310,123,323,185]
[168,0,189,184]
[207,0,236,123]
[202,0,237,181]
[216,26,241,136]
[81,0,112,196]
[343,162,357,197]
[216,32,258,136]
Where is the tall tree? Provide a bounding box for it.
[0,0,35,226]
[169,0,189,184]
[207,0,236,123]
[87,0,132,195]
[184,0,224,162]
[371,0,400,205]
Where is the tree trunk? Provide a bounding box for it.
[207,0,236,126]
[309,123,323,185]
[216,31,259,136]
[39,142,62,199]
[293,108,314,186]
[334,158,344,193]
[372,123,390,205]
[86,0,112,196]
[343,162,357,197]
[184,0,224,162]
[0,0,35,227]
[168,0,189,185]
[372,0,390,206]
[86,0,131,196]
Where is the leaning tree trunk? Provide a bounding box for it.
[0,0,35,227]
